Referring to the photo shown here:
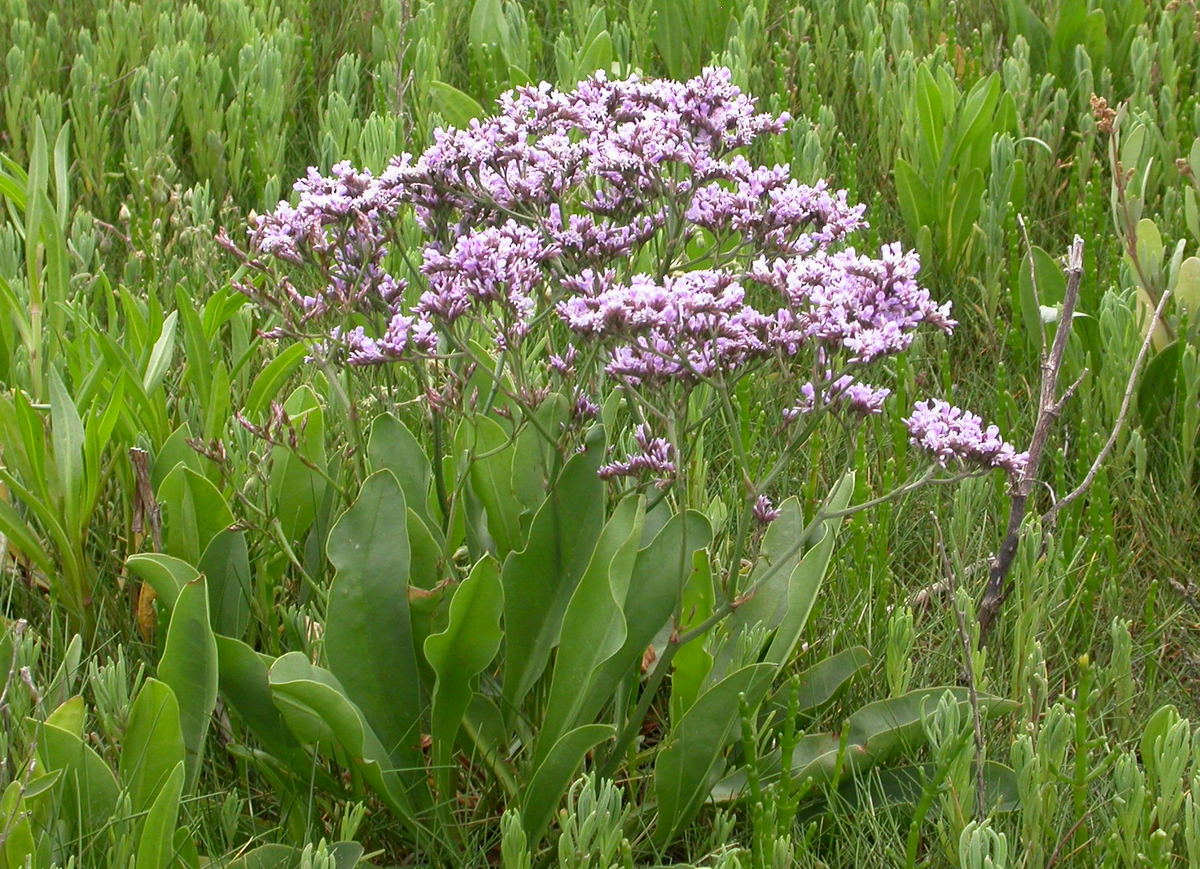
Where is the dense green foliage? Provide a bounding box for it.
[2,0,1200,867]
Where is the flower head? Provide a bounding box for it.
[753,495,782,524]
[904,399,1027,475]
[598,424,676,488]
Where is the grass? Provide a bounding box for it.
[2,0,1200,866]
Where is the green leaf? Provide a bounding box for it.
[521,724,614,846]
[716,488,824,670]
[223,842,364,869]
[575,30,613,78]
[536,496,644,764]
[470,0,510,49]
[158,577,218,792]
[949,74,1000,172]
[1135,217,1164,280]
[893,158,930,238]
[764,472,854,666]
[407,507,444,590]
[134,761,184,869]
[48,372,84,515]
[796,689,1016,785]
[463,415,523,556]
[0,496,54,576]
[944,167,984,263]
[46,638,83,712]
[175,285,213,402]
[1140,704,1179,767]
[45,695,85,735]
[142,311,179,395]
[0,780,37,869]
[152,424,202,489]
[712,689,1018,802]
[199,529,253,639]
[501,430,605,714]
[784,646,870,714]
[509,396,567,519]
[325,471,423,772]
[244,343,307,420]
[34,719,119,837]
[159,464,234,565]
[429,81,486,128]
[367,413,434,528]
[120,679,185,813]
[914,65,946,174]
[203,360,232,441]
[423,556,503,801]
[268,386,327,542]
[1016,245,1065,354]
[1138,340,1183,429]
[651,0,688,78]
[215,637,310,773]
[579,511,712,727]
[671,551,715,719]
[654,663,775,842]
[268,653,420,830]
[126,553,199,611]
[1186,188,1199,246]
[1174,256,1200,313]
[810,760,1019,818]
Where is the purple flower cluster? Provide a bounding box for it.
[688,161,866,255]
[334,316,437,366]
[415,221,557,349]
[386,67,789,233]
[598,424,676,488]
[557,269,793,384]
[904,400,1028,475]
[753,495,782,525]
[244,67,848,366]
[547,206,666,264]
[238,67,1025,485]
[246,162,405,322]
[784,375,891,419]
[747,244,955,363]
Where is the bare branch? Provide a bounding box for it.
[979,235,1085,641]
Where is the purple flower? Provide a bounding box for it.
[687,162,866,255]
[753,495,782,524]
[557,270,792,383]
[572,390,600,421]
[334,314,438,365]
[417,221,554,333]
[237,66,970,479]
[598,424,676,487]
[549,345,579,375]
[544,206,666,263]
[785,376,891,419]
[904,399,1028,475]
[747,243,955,362]
[248,161,408,323]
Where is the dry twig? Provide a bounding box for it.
[979,235,1085,640]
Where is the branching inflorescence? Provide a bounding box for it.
[232,66,1023,484]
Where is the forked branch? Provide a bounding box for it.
[978,235,1084,641]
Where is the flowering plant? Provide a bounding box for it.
[229,66,1021,487]
[217,67,1023,858]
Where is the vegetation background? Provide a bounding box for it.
[2,0,1200,866]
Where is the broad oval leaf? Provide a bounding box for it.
[158,576,218,792]
[325,470,424,774]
